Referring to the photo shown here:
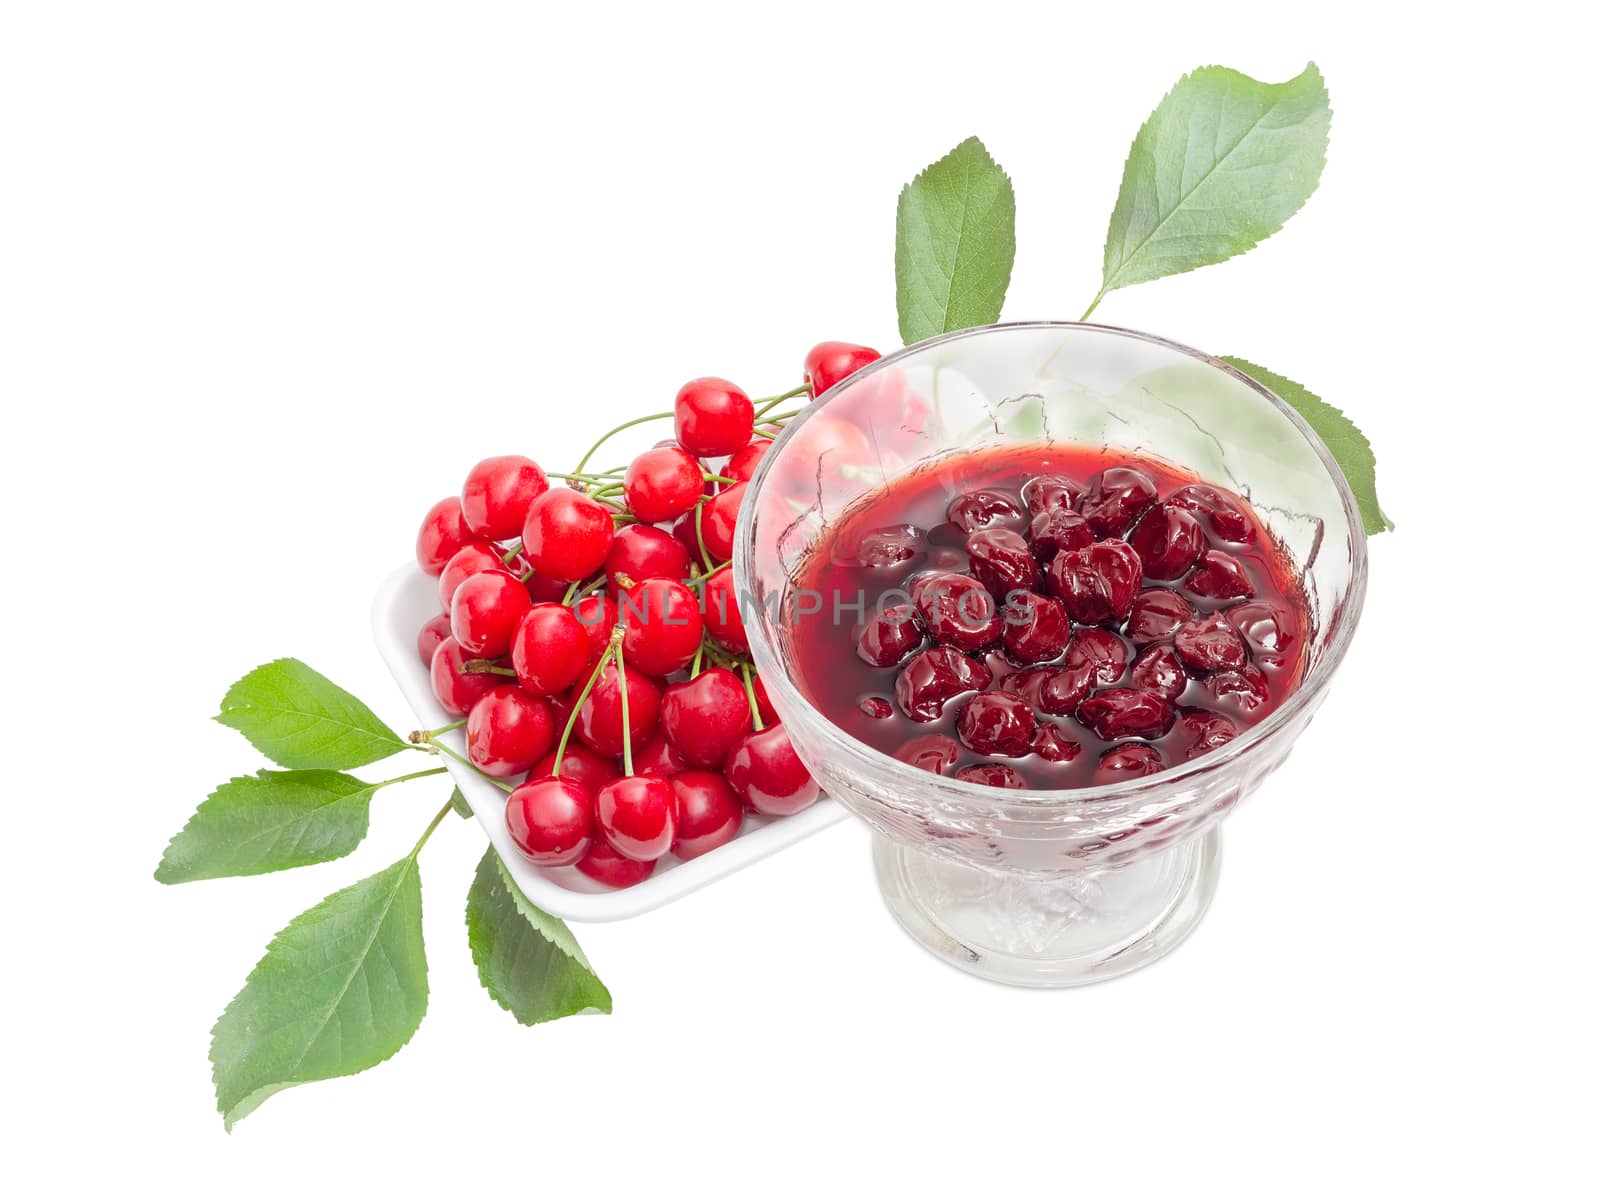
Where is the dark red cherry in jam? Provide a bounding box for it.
[956,689,1036,756]
[895,647,993,722]
[1078,466,1157,537]
[1049,539,1142,624]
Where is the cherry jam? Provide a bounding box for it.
[788,446,1308,789]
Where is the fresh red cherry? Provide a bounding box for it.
[618,577,704,676]
[946,489,1026,534]
[1027,507,1094,561]
[450,570,532,659]
[1066,627,1129,687]
[466,685,555,777]
[698,483,744,563]
[595,774,675,861]
[966,528,1041,597]
[1185,549,1256,601]
[910,571,1004,651]
[1225,602,1298,670]
[572,593,618,668]
[957,690,1036,756]
[845,523,923,569]
[1076,688,1175,740]
[438,540,510,610]
[522,488,614,582]
[529,743,619,795]
[894,646,993,721]
[1203,665,1271,713]
[724,724,819,816]
[416,496,475,576]
[1167,483,1256,544]
[623,446,705,522]
[1129,502,1206,581]
[461,455,550,541]
[804,340,881,396]
[675,377,755,457]
[669,771,744,860]
[1077,466,1158,537]
[1126,587,1195,645]
[894,734,961,774]
[702,565,747,652]
[1000,663,1094,716]
[606,523,692,584]
[1093,743,1167,784]
[505,778,594,866]
[659,668,753,767]
[723,438,772,488]
[857,602,926,667]
[1030,722,1083,762]
[1174,708,1239,762]
[1173,612,1247,673]
[575,832,657,887]
[1002,590,1070,664]
[511,603,591,694]
[429,637,500,716]
[1049,539,1143,624]
[750,674,778,726]
[953,764,1028,789]
[525,571,571,604]
[417,613,453,666]
[573,662,662,757]
[1021,474,1082,514]
[633,731,691,778]
[1129,643,1189,701]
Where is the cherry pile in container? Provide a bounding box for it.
[412,341,881,887]
[790,446,1308,789]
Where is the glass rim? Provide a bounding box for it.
[734,320,1370,820]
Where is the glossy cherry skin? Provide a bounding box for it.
[1185,549,1256,601]
[998,663,1093,716]
[1226,601,1299,671]
[633,731,691,778]
[894,734,961,775]
[416,496,475,575]
[1021,475,1082,514]
[1027,507,1094,562]
[438,540,510,610]
[911,572,1003,651]
[1203,665,1271,713]
[895,646,993,721]
[572,593,618,668]
[702,565,748,652]
[529,743,619,795]
[606,523,691,584]
[1066,627,1129,687]
[619,577,704,676]
[723,438,772,488]
[575,832,657,887]
[946,489,1026,534]
[1031,722,1083,762]
[461,455,550,541]
[429,637,500,716]
[698,483,743,564]
[1093,743,1167,784]
[847,523,922,568]
[804,341,881,396]
[659,667,752,767]
[1173,612,1248,673]
[1129,643,1189,702]
[1129,502,1206,581]
[595,774,676,861]
[674,377,755,457]
[505,778,594,866]
[450,570,532,659]
[510,603,590,695]
[623,446,705,522]
[1001,591,1070,664]
[724,725,819,816]
[417,613,453,666]
[522,488,614,583]
[1076,688,1175,741]
[957,690,1036,756]
[1049,539,1143,624]
[953,764,1028,789]
[860,696,895,719]
[966,528,1041,597]
[750,675,778,726]
[1077,466,1158,537]
[1126,588,1195,645]
[1174,708,1239,762]
[466,685,555,777]
[857,602,926,668]
[573,662,662,756]
[1167,484,1256,544]
[669,771,744,860]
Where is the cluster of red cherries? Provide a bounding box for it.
[413,341,880,887]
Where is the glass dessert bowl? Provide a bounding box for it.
[735,322,1367,986]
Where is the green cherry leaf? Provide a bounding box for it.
[210,856,428,1130]
[1091,63,1330,311]
[895,136,1016,345]
[1222,356,1393,536]
[466,846,612,1025]
[215,658,409,770]
[449,786,472,819]
[154,770,377,884]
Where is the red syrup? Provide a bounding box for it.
[787,446,1309,790]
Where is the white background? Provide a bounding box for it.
[2,3,1593,1199]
